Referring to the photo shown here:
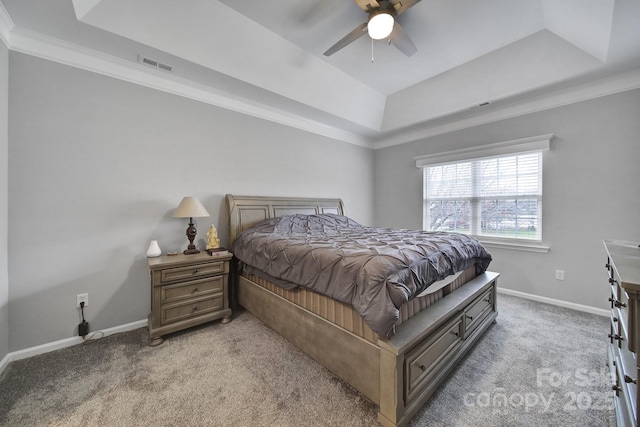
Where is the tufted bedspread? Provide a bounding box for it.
[230,214,491,337]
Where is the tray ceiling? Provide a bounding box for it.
[2,0,640,146]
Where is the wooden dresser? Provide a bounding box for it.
[605,239,640,426]
[147,252,232,346]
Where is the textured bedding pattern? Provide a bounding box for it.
[231,214,491,337]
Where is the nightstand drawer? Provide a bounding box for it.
[161,295,224,325]
[160,276,224,304]
[160,260,227,283]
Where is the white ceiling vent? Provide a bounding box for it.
[138,55,173,72]
[468,101,491,110]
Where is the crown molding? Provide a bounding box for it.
[373,68,640,150]
[0,1,14,47]
[4,25,374,149]
[2,10,639,152]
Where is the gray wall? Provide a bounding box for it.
[0,40,8,360]
[7,52,374,351]
[375,89,640,310]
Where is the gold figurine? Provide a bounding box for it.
[206,225,220,250]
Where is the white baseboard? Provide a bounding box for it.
[497,287,609,317]
[0,319,148,376]
[0,289,608,375]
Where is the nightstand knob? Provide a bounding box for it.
[419,365,426,372]
[192,306,198,311]
[192,288,198,293]
[609,278,617,285]
[193,269,199,274]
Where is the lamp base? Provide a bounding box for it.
[183,217,200,255]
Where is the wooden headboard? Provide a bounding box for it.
[226,194,345,243]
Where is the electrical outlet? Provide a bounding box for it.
[77,293,89,308]
[555,270,565,281]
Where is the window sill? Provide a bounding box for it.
[478,239,550,253]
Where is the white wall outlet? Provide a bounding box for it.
[555,270,565,281]
[77,293,89,308]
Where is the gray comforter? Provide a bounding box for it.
[231,214,491,337]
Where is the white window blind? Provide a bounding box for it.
[420,136,550,242]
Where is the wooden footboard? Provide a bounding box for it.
[378,271,499,427]
[238,271,499,427]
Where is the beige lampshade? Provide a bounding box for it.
[172,197,210,218]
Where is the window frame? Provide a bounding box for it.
[414,134,552,253]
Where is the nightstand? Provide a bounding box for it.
[147,251,232,346]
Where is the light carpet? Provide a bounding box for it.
[0,294,615,426]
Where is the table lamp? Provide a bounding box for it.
[173,196,210,254]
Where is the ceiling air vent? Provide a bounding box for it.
[138,55,173,72]
[468,101,491,110]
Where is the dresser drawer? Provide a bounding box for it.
[613,351,637,427]
[404,314,463,403]
[464,288,494,336]
[160,260,227,284]
[161,295,225,325]
[160,276,225,304]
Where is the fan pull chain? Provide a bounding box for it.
[371,38,374,63]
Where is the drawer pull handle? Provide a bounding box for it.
[613,317,619,322]
[624,375,637,384]
[484,297,491,302]
[419,365,426,372]
[605,263,611,269]
[466,315,474,320]
[612,385,622,393]
[192,288,198,293]
[608,297,626,308]
[451,331,460,337]
[608,333,624,342]
[193,269,199,274]
[192,306,198,311]
[609,278,617,285]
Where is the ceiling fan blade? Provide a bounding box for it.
[390,22,417,57]
[323,22,368,56]
[392,0,421,16]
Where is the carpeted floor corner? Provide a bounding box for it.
[0,294,616,426]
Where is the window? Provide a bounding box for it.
[416,135,551,243]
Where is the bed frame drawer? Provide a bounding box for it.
[404,314,463,403]
[464,287,494,337]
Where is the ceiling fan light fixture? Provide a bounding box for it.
[368,11,394,40]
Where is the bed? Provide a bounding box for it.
[226,194,499,427]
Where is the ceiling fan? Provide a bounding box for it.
[323,0,421,57]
